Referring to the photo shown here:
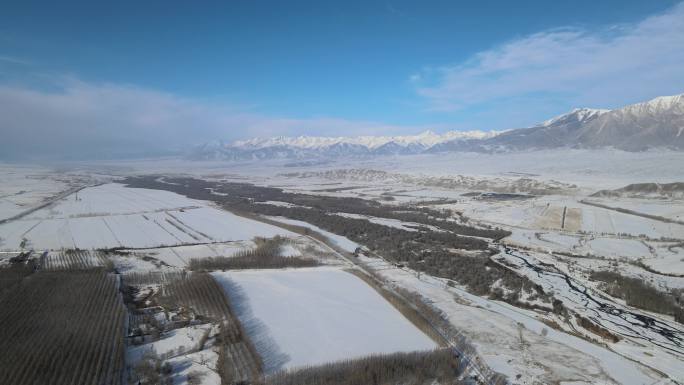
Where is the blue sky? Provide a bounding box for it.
[1,1,683,158]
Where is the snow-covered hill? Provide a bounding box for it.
[191,93,684,160]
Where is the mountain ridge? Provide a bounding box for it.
[190,93,684,160]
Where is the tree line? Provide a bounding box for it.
[263,349,462,385]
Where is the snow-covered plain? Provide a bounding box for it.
[3,149,684,384]
[125,241,255,268]
[212,268,437,373]
[0,164,72,221]
[0,183,294,251]
[585,198,684,221]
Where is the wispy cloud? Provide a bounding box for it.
[0,55,31,65]
[0,78,425,159]
[414,3,684,112]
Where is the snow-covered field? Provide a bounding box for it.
[212,268,437,373]
[0,183,294,251]
[584,197,684,221]
[324,150,684,190]
[0,165,72,221]
[126,241,254,268]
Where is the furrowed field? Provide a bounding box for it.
[0,269,126,385]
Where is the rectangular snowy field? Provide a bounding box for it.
[212,268,436,373]
[0,183,294,251]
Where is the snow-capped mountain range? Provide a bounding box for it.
[232,130,497,150]
[191,94,684,160]
[192,131,500,160]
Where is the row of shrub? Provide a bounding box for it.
[188,236,319,271]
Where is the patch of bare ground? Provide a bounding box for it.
[564,208,582,232]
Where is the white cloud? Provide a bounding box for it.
[0,78,424,159]
[415,3,684,111]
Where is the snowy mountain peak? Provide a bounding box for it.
[541,108,610,127]
[619,93,684,115]
[538,94,684,128]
